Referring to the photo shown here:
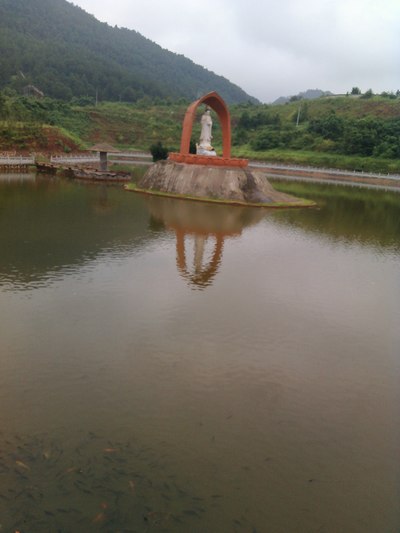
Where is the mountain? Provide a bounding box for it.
[0,0,257,104]
[273,89,334,105]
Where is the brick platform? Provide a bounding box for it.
[169,152,248,168]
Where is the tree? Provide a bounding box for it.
[0,91,6,116]
[250,128,281,151]
[238,111,251,129]
[308,113,345,141]
[351,87,361,95]
[341,118,380,156]
[361,89,374,99]
[189,138,197,154]
[150,141,168,162]
[380,91,397,100]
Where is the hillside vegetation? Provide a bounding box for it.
[1,92,400,173]
[0,0,256,104]
[231,95,400,172]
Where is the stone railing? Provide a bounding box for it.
[0,155,36,165]
[248,161,400,181]
[50,155,100,165]
[111,151,152,159]
[50,152,152,165]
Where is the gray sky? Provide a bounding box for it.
[72,0,400,103]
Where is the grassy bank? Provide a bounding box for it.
[231,147,400,174]
[108,163,148,181]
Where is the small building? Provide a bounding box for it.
[88,143,120,171]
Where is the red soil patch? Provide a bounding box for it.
[0,126,81,156]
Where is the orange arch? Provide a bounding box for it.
[180,92,231,159]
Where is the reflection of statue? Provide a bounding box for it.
[176,230,224,289]
[144,196,265,289]
[197,107,217,156]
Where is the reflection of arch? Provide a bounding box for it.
[175,229,225,289]
[144,196,265,289]
[180,92,231,158]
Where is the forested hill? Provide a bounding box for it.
[0,0,257,104]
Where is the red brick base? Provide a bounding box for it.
[168,152,248,168]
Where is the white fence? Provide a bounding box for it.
[0,152,152,166]
[0,156,36,165]
[249,161,400,181]
[112,151,152,159]
[49,152,152,165]
[50,155,100,165]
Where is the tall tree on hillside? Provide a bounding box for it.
[0,0,258,104]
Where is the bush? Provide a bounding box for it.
[250,128,281,150]
[361,89,374,99]
[150,141,168,161]
[308,113,345,141]
[189,138,197,154]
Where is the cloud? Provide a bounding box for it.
[72,0,400,102]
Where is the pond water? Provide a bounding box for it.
[0,174,399,532]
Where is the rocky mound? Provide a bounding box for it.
[129,160,314,208]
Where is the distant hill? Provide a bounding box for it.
[273,89,334,105]
[0,0,257,104]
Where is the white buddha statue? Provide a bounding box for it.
[196,107,217,156]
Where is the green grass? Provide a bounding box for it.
[231,146,400,174]
[108,163,148,181]
[51,126,86,150]
[124,182,316,208]
[231,95,400,122]
[270,178,400,205]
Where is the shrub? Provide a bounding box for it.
[189,138,196,154]
[150,141,168,161]
[361,89,374,99]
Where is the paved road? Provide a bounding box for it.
[248,160,400,181]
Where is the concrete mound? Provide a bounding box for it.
[128,160,314,208]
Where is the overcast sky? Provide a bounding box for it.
[72,0,400,103]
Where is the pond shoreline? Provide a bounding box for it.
[2,158,400,192]
[250,161,400,189]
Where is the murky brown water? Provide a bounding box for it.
[0,174,399,532]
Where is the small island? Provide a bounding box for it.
[126,92,315,208]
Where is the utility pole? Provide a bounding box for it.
[296,105,301,127]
